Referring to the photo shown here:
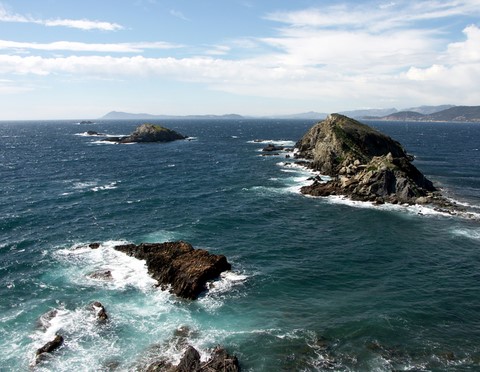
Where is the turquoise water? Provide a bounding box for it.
[1,119,479,371]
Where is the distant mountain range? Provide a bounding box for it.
[367,105,480,122]
[100,105,480,122]
[101,111,243,120]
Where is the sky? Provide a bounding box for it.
[0,0,479,120]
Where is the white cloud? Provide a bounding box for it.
[446,25,480,63]
[0,40,182,53]
[265,0,480,32]
[42,18,123,31]
[204,44,231,56]
[0,4,123,31]
[170,9,189,21]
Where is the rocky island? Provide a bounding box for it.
[295,114,452,206]
[104,123,186,143]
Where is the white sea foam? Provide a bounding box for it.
[91,181,118,192]
[247,139,296,147]
[28,304,124,370]
[55,240,157,292]
[197,270,248,312]
[452,228,480,241]
[74,132,102,137]
[325,195,451,216]
[67,180,119,193]
[90,139,118,145]
[72,181,97,190]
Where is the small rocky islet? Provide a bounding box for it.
[102,123,187,143]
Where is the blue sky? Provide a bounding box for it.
[0,0,479,119]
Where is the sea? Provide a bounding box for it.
[1,118,479,371]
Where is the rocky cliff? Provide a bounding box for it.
[296,114,445,205]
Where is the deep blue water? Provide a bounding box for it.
[1,119,479,371]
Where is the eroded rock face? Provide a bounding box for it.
[296,114,441,204]
[114,241,231,300]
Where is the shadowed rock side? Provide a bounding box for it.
[113,241,231,300]
[296,114,452,206]
[104,123,186,143]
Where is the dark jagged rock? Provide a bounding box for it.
[90,301,108,322]
[146,359,175,372]
[296,114,447,205]
[176,346,201,372]
[146,345,240,372]
[262,143,284,152]
[113,241,231,300]
[199,347,240,372]
[104,124,186,144]
[89,242,100,249]
[35,334,64,364]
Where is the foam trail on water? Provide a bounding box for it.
[247,139,296,147]
[451,228,480,241]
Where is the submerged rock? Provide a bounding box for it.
[103,124,186,144]
[88,269,113,281]
[113,241,231,300]
[296,114,446,205]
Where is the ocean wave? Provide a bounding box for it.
[68,180,119,193]
[91,181,118,192]
[28,303,123,370]
[197,270,248,312]
[452,228,480,241]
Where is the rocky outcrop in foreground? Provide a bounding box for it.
[113,241,231,300]
[146,345,240,372]
[296,114,450,206]
[104,123,186,143]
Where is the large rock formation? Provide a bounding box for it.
[104,124,186,143]
[296,114,445,205]
[114,241,231,300]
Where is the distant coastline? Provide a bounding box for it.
[98,104,480,122]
